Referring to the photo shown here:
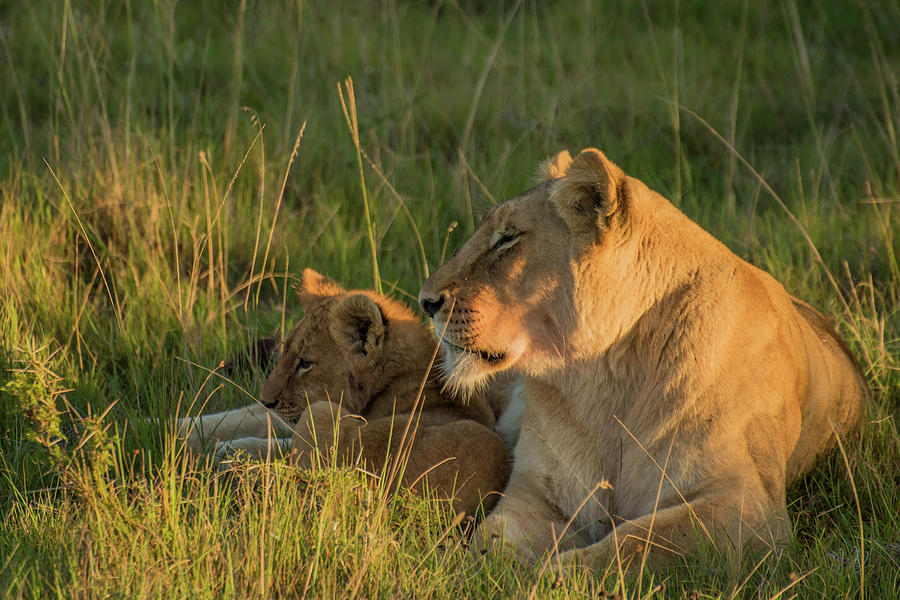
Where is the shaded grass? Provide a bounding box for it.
[0,0,898,597]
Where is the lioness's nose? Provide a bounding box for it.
[419,292,446,318]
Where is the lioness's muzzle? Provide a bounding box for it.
[419,291,448,318]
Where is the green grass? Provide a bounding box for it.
[1,0,898,598]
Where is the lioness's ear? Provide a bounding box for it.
[297,268,346,309]
[550,148,625,236]
[329,294,385,358]
[537,150,573,181]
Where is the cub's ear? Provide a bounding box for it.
[329,294,386,358]
[550,148,625,237]
[297,268,346,309]
[537,150,573,181]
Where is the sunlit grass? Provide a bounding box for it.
[1,1,897,598]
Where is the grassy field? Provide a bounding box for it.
[1,1,898,598]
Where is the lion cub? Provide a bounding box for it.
[178,269,510,516]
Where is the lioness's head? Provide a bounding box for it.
[261,269,438,422]
[419,148,634,393]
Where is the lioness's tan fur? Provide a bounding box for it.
[179,270,510,516]
[418,148,867,568]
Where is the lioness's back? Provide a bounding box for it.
[419,147,871,569]
[786,297,868,481]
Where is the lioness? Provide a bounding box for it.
[418,148,867,569]
[179,269,511,516]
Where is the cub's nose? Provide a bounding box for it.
[419,292,446,318]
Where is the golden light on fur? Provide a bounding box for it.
[328,294,385,358]
[181,270,511,517]
[550,148,625,236]
[537,150,572,180]
[419,148,868,570]
[297,267,345,308]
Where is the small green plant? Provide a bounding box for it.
[0,344,72,475]
[1,342,121,508]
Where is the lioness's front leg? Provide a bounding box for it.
[474,479,590,562]
[558,495,791,571]
[555,500,713,572]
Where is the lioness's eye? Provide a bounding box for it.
[295,358,313,374]
[492,231,521,252]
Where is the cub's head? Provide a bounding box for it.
[418,148,630,394]
[261,269,437,422]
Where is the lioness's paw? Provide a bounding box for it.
[555,548,583,573]
[470,529,505,560]
[470,516,539,566]
[471,516,505,558]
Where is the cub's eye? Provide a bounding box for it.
[295,358,313,375]
[492,231,521,252]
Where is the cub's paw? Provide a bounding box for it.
[213,440,249,469]
[212,436,291,467]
